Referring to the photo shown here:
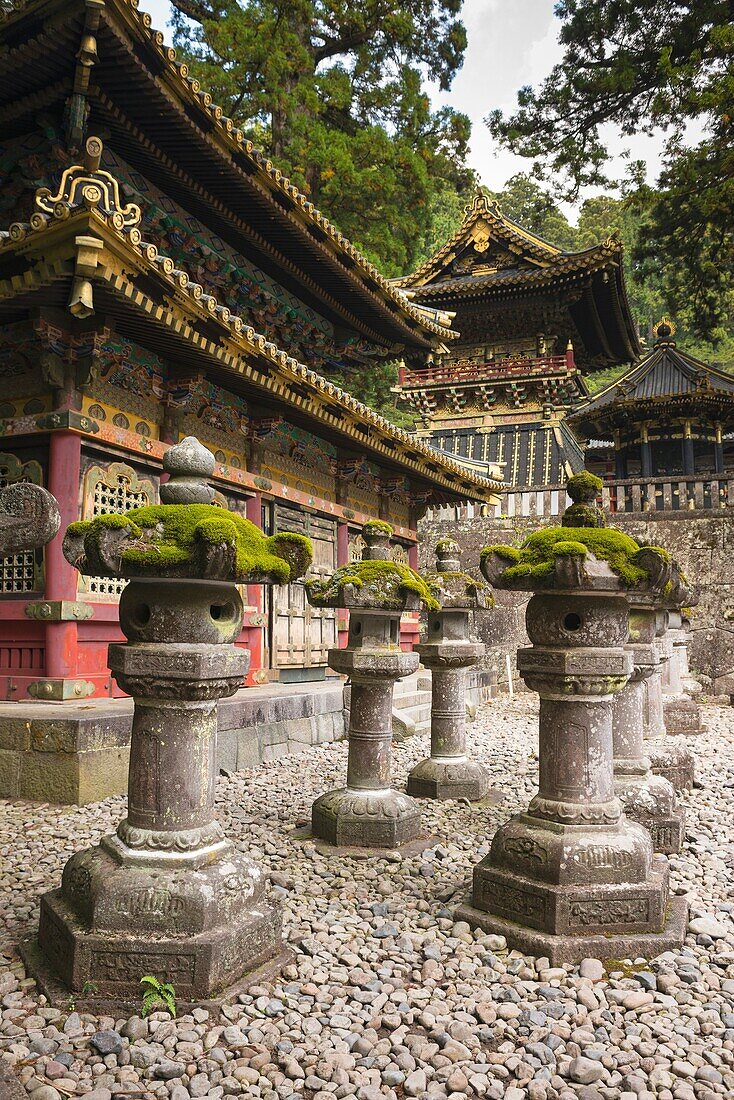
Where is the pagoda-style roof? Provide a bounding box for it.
[0,0,456,357]
[0,145,502,505]
[395,194,641,367]
[571,320,734,437]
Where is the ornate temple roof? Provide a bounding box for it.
[395,194,641,367]
[0,0,456,356]
[571,319,734,436]
[0,141,503,504]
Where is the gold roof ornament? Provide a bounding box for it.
[33,137,141,231]
[653,316,677,343]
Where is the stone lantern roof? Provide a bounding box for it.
[63,436,313,584]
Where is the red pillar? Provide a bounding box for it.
[44,429,83,680]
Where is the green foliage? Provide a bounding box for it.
[326,360,414,429]
[486,0,733,341]
[70,505,313,583]
[483,527,670,588]
[306,559,440,609]
[552,540,589,558]
[170,0,472,275]
[140,975,177,1019]
[480,544,520,564]
[485,175,577,251]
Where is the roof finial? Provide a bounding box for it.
[653,316,676,346]
[465,191,501,218]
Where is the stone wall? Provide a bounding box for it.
[420,507,734,691]
[0,681,345,804]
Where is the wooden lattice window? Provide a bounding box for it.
[392,543,409,565]
[348,532,365,563]
[0,453,44,594]
[80,462,156,600]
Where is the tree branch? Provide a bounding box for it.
[313,29,376,63]
[171,0,217,23]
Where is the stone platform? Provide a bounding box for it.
[0,680,346,805]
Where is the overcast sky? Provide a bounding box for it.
[143,0,669,218]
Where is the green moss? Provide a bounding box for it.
[363,519,393,536]
[485,526,671,588]
[562,503,606,528]
[566,471,603,503]
[69,504,313,583]
[552,540,589,557]
[306,559,439,610]
[481,544,520,564]
[434,570,494,605]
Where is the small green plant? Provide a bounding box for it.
[81,981,98,995]
[140,975,177,1018]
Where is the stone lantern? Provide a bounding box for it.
[456,474,687,963]
[612,595,685,854]
[662,606,704,735]
[31,437,312,1002]
[646,610,696,791]
[305,520,436,848]
[407,538,493,801]
[0,481,60,555]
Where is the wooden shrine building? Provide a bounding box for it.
[571,318,734,503]
[0,0,502,704]
[394,193,641,489]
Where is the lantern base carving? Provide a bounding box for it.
[615,771,686,854]
[457,848,686,965]
[663,697,704,736]
[648,742,695,791]
[34,836,282,1001]
[312,787,422,849]
[407,756,491,801]
[456,890,688,967]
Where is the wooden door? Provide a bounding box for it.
[271,505,337,673]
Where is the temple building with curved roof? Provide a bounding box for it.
[571,318,734,483]
[394,193,641,489]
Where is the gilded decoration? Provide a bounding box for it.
[34,137,141,231]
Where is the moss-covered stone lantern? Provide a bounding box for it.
[646,609,696,791]
[407,538,494,801]
[455,472,687,964]
[305,519,436,848]
[32,437,312,1003]
[661,604,704,736]
[614,592,686,854]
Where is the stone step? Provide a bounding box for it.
[391,690,431,710]
[399,702,432,722]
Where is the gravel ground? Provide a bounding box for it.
[1,696,734,1100]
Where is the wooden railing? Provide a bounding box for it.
[398,351,575,389]
[430,473,734,523]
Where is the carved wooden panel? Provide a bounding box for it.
[271,505,337,670]
[0,452,44,594]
